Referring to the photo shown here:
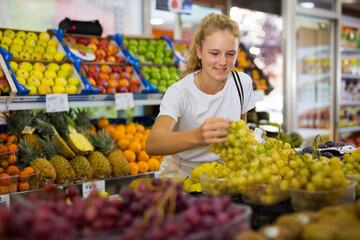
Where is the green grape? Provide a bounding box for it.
[311,174,324,187]
[279,180,290,191]
[226,161,235,170]
[253,172,264,183]
[323,178,333,189]
[226,133,236,143]
[230,121,238,129]
[299,168,310,178]
[290,177,301,189]
[306,182,317,191]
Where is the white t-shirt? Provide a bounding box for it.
[158,70,256,162]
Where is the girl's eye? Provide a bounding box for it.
[211,52,219,56]
[227,53,236,56]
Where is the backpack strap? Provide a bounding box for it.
[231,70,244,115]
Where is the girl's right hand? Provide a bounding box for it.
[198,118,232,145]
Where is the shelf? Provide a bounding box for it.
[340,46,360,54]
[339,126,360,133]
[342,74,360,80]
[298,128,330,139]
[341,101,360,106]
[1,93,164,111]
[298,73,331,88]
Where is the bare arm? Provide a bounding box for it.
[241,113,247,123]
[145,115,232,156]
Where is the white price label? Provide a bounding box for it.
[82,180,105,198]
[0,194,10,208]
[46,94,69,113]
[115,93,134,110]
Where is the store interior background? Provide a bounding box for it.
[0,0,359,145]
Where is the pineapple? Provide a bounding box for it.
[89,130,130,177]
[18,139,56,186]
[87,151,112,179]
[5,110,42,151]
[35,118,76,158]
[70,155,93,181]
[39,137,75,184]
[73,108,92,134]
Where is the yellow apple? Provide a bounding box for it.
[19,62,33,72]
[25,84,37,95]
[54,52,65,62]
[37,84,52,95]
[47,39,59,48]
[60,63,73,74]
[57,70,69,79]
[17,77,26,85]
[33,62,46,72]
[65,85,78,94]
[55,77,67,87]
[27,77,41,87]
[52,85,65,94]
[41,77,54,86]
[47,63,60,72]
[44,70,57,79]
[68,77,80,87]
[39,32,50,42]
[16,69,29,80]
[30,70,44,80]
[9,61,18,72]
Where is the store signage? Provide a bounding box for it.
[46,94,70,112]
[82,180,105,198]
[115,93,134,110]
[156,0,192,14]
[0,194,10,209]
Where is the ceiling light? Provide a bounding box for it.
[300,2,315,9]
[150,18,164,25]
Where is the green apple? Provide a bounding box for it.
[137,55,145,64]
[169,66,177,74]
[37,39,48,48]
[4,30,15,39]
[68,77,80,87]
[19,62,33,72]
[138,39,148,46]
[123,39,128,46]
[41,77,54,86]
[60,63,73,74]
[57,69,69,79]
[43,52,54,61]
[17,77,26,85]
[150,66,159,73]
[55,77,67,87]
[47,39,58,48]
[46,46,57,55]
[160,71,170,80]
[24,39,36,47]
[160,66,169,73]
[16,69,29,79]
[129,39,138,46]
[153,57,163,65]
[0,44,9,51]
[33,62,46,72]
[143,73,150,80]
[137,45,147,55]
[149,79,158,86]
[26,32,38,41]
[158,80,167,86]
[167,79,177,86]
[23,45,34,54]
[65,85,77,94]
[25,84,37,95]
[148,39,157,46]
[165,50,173,58]
[142,66,150,74]
[47,63,60,72]
[19,52,31,60]
[27,77,41,87]
[155,51,164,58]
[156,45,165,52]
[12,38,24,46]
[147,45,156,52]
[52,85,65,94]
[163,57,172,64]
[39,32,50,41]
[34,46,45,54]
[30,70,44,80]
[150,71,161,80]
[37,84,52,95]
[170,72,180,81]
[54,52,65,62]
[31,52,43,60]
[145,51,155,61]
[9,61,18,72]
[44,70,57,79]
[158,85,167,93]
[1,36,12,46]
[16,31,27,40]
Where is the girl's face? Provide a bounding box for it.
[196,30,239,82]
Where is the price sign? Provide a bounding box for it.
[82,180,105,198]
[115,93,134,110]
[46,94,69,113]
[0,195,10,209]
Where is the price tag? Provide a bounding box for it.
[0,194,10,209]
[82,180,105,198]
[115,93,134,110]
[46,94,69,113]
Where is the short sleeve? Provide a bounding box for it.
[158,85,184,122]
[238,72,256,114]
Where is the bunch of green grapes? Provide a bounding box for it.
[341,147,360,175]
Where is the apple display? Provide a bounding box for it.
[19,62,33,72]
[26,32,38,41]
[57,69,69,79]
[30,70,44,80]
[43,53,54,61]
[47,63,60,72]
[19,52,31,60]
[24,39,36,47]
[12,38,24,46]
[41,77,55,87]
[23,45,34,54]
[27,77,41,87]
[37,39,48,48]
[65,85,77,94]
[4,30,15,39]
[31,52,43,60]
[52,85,65,94]
[33,62,46,72]
[37,84,52,95]
[15,31,27,40]
[34,46,45,54]
[9,61,18,72]
[54,52,65,62]
[44,70,57,79]
[60,63,73,74]
[68,77,80,87]
[39,32,50,41]
[25,84,37,95]
[1,36,13,46]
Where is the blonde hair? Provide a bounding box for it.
[181,13,240,78]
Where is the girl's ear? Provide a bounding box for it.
[196,44,202,59]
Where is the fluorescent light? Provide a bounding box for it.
[150,18,164,25]
[300,2,315,9]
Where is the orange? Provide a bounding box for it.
[141,139,147,150]
[97,117,109,129]
[117,138,130,151]
[116,124,126,133]
[18,181,29,192]
[129,141,142,154]
[0,173,11,185]
[137,150,149,162]
[148,158,160,171]
[111,130,125,141]
[6,135,17,144]
[126,125,136,135]
[7,166,19,176]
[129,162,139,175]
[19,171,30,182]
[135,124,145,133]
[104,125,116,137]
[125,134,134,142]
[123,150,136,162]
[0,167,4,174]
[137,161,149,173]
[134,132,144,142]
[0,133,7,141]
[0,161,8,169]
[9,183,17,193]
[144,129,151,136]
[24,167,35,175]
[7,144,18,152]
[0,185,9,194]
[126,121,136,128]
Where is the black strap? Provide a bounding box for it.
[231,70,244,116]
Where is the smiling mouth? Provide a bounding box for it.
[214,67,227,73]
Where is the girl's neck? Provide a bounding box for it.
[196,71,227,94]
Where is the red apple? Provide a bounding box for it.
[118,79,129,87]
[88,43,98,52]
[66,36,76,43]
[89,38,99,45]
[120,72,130,79]
[106,86,116,94]
[129,85,139,93]
[77,37,89,46]
[105,55,116,63]
[110,72,120,80]
[100,65,112,73]
[107,44,118,52]
[122,66,133,74]
[87,77,96,87]
[95,49,106,57]
[80,64,89,73]
[96,79,107,87]
[96,56,105,62]
[117,86,128,93]
[99,39,109,48]
[112,65,122,73]
[0,78,10,94]
[88,65,100,73]
[87,71,99,80]
[96,85,106,94]
[116,56,125,63]
[98,72,109,81]
[130,78,140,86]
[0,70,5,78]
[108,79,118,88]
[106,50,117,57]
